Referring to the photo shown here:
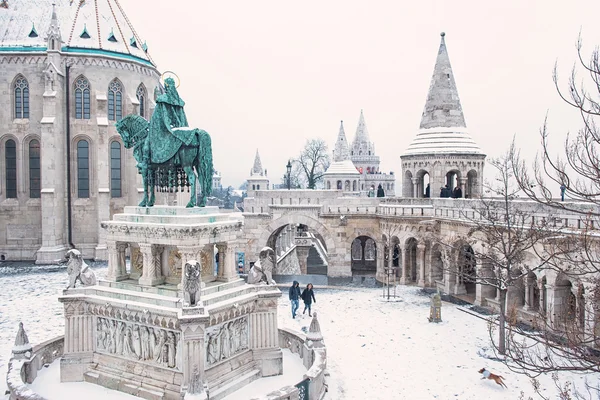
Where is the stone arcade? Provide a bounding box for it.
[59,206,283,399]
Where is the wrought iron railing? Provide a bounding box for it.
[295,377,310,400]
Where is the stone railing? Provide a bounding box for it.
[251,315,327,400]
[6,335,64,400]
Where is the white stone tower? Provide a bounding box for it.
[349,111,396,195]
[400,32,485,199]
[246,149,269,196]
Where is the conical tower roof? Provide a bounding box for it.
[351,110,375,157]
[0,0,154,66]
[333,120,350,162]
[251,149,264,176]
[403,33,482,156]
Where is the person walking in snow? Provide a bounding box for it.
[289,281,301,319]
[301,283,316,317]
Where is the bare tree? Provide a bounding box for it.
[507,34,600,383]
[435,151,554,355]
[294,139,330,189]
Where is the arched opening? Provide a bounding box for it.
[541,276,548,315]
[467,169,478,198]
[555,275,576,329]
[416,170,430,198]
[351,236,377,276]
[527,272,539,311]
[337,180,342,190]
[445,170,461,198]
[265,223,329,277]
[327,181,331,189]
[344,180,350,191]
[405,238,418,282]
[457,245,476,295]
[352,180,357,192]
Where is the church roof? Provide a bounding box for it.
[324,159,360,176]
[403,33,483,156]
[0,0,154,66]
[333,120,350,162]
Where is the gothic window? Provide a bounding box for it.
[14,76,29,119]
[29,140,41,198]
[77,140,90,198]
[136,84,147,118]
[365,239,376,261]
[351,238,362,261]
[75,77,91,119]
[5,139,17,198]
[108,79,123,121]
[110,141,121,198]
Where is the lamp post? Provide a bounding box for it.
[286,160,292,190]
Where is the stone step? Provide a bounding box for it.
[86,360,181,400]
[124,205,220,216]
[81,284,182,309]
[113,212,233,225]
[208,368,261,400]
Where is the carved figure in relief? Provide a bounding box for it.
[116,321,125,355]
[154,329,166,363]
[167,331,176,368]
[141,326,150,360]
[183,260,202,307]
[133,325,142,357]
[65,249,97,289]
[240,320,248,349]
[123,327,137,358]
[247,247,276,285]
[220,322,231,360]
[206,333,219,365]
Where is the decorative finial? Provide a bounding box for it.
[12,322,33,359]
[306,312,324,342]
[440,32,446,37]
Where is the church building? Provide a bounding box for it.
[0,0,159,262]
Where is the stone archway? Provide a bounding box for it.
[351,235,377,275]
[457,244,476,295]
[467,169,479,198]
[256,214,336,277]
[405,237,418,282]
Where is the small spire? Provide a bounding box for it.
[28,23,38,38]
[351,110,375,157]
[306,312,324,342]
[419,32,466,129]
[251,149,264,176]
[12,322,33,359]
[333,120,350,162]
[80,24,90,39]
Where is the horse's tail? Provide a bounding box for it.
[197,130,213,198]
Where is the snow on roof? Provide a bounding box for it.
[324,159,360,176]
[402,127,484,156]
[0,0,154,65]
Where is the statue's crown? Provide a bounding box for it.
[165,77,176,87]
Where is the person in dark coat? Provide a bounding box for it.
[425,183,430,198]
[288,281,301,319]
[376,184,385,197]
[301,283,316,317]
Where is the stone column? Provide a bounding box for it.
[281,230,287,252]
[296,246,310,275]
[417,244,426,287]
[106,240,128,281]
[216,244,225,280]
[400,249,409,285]
[59,298,94,382]
[412,178,418,198]
[249,298,283,377]
[523,277,531,311]
[178,246,202,289]
[179,319,208,398]
[138,244,165,286]
[458,178,467,198]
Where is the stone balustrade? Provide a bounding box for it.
[6,335,64,400]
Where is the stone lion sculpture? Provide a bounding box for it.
[247,247,276,285]
[183,260,202,307]
[65,249,97,289]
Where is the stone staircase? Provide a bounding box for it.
[306,246,327,275]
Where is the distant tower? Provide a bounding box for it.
[349,111,395,195]
[246,149,269,197]
[323,121,360,192]
[400,32,485,198]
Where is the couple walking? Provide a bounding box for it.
[288,281,316,319]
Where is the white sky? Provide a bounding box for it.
[120,0,600,189]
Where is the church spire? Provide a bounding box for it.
[251,149,264,176]
[353,109,370,144]
[420,32,466,130]
[333,120,350,162]
[46,2,62,51]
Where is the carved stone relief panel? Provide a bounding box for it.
[168,248,182,278]
[205,316,249,367]
[200,250,212,277]
[130,246,144,276]
[96,317,181,370]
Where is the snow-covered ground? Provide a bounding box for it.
[1,263,598,399]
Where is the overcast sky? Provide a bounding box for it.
[120,0,600,189]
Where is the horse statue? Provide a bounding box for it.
[115,76,213,208]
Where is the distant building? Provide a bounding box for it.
[323,111,396,196]
[212,170,222,191]
[0,0,159,262]
[246,149,269,197]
